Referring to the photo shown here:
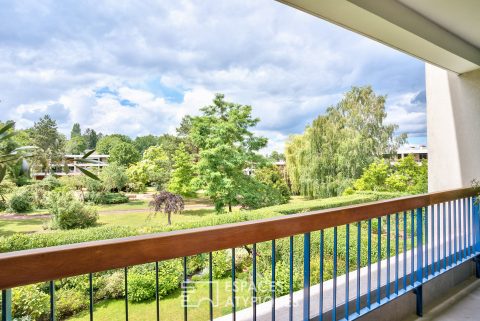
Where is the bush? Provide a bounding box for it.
[12,285,49,321]
[8,187,34,213]
[128,271,156,302]
[99,163,129,192]
[25,184,49,209]
[97,271,125,300]
[56,288,88,319]
[48,191,98,229]
[39,175,62,191]
[85,192,129,204]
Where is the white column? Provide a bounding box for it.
[426,64,480,192]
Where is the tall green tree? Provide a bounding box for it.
[285,86,405,198]
[133,135,159,155]
[83,128,102,149]
[127,145,171,190]
[66,136,87,154]
[70,123,81,138]
[109,142,140,166]
[96,134,131,154]
[168,143,195,196]
[190,93,267,212]
[29,115,66,174]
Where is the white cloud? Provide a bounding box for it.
[0,0,426,152]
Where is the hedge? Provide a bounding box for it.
[0,191,405,253]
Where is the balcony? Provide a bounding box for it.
[1,187,479,320]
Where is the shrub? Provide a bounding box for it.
[8,187,34,213]
[99,163,128,192]
[56,288,88,319]
[25,184,49,209]
[48,191,98,229]
[212,250,230,279]
[12,285,49,321]
[128,271,156,302]
[39,175,62,191]
[85,192,129,204]
[96,271,125,300]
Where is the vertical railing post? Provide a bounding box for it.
[303,232,311,321]
[1,289,12,321]
[472,197,480,277]
[415,207,423,317]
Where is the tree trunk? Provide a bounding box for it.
[228,202,232,212]
[168,214,171,225]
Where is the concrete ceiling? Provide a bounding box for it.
[278,0,480,74]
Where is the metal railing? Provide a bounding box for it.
[1,187,479,321]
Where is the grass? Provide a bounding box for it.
[69,277,252,321]
[0,217,47,236]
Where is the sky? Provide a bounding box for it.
[0,0,427,154]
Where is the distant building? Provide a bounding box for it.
[395,145,428,163]
[32,154,109,180]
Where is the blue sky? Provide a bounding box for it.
[0,0,426,153]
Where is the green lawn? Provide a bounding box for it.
[69,277,252,321]
[0,217,47,236]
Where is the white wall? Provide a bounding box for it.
[426,64,480,192]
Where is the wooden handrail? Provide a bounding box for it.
[0,187,476,290]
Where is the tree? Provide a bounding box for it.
[149,191,184,225]
[66,136,87,154]
[126,145,171,190]
[70,123,81,138]
[168,143,196,196]
[109,142,141,166]
[254,165,290,202]
[96,134,131,154]
[133,135,159,155]
[189,93,268,212]
[29,115,66,174]
[268,151,285,162]
[285,86,405,198]
[83,128,102,150]
[99,162,128,192]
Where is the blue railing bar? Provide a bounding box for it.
[467,198,471,257]
[449,201,453,267]
[333,227,338,321]
[386,215,391,298]
[464,198,467,259]
[89,273,94,321]
[253,244,257,321]
[272,239,276,321]
[356,222,361,314]
[289,237,293,321]
[303,233,311,321]
[443,203,447,270]
[436,204,440,273]
[367,220,371,308]
[403,212,407,290]
[50,280,55,321]
[232,248,236,321]
[345,224,350,319]
[209,253,213,321]
[377,217,381,304]
[1,289,12,321]
[124,267,128,321]
[424,207,428,278]
[155,262,160,321]
[395,213,399,295]
[473,197,480,253]
[454,200,458,264]
[416,208,423,285]
[320,230,324,321]
[411,210,415,285]
[431,205,435,275]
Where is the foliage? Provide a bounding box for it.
[66,136,87,154]
[350,155,427,194]
[0,179,16,210]
[149,191,184,225]
[83,128,102,150]
[127,145,171,190]
[85,192,129,204]
[12,285,49,321]
[189,93,268,212]
[236,176,287,209]
[133,135,159,154]
[254,165,290,202]
[109,142,141,167]
[285,86,406,198]
[29,115,66,174]
[70,123,82,138]
[8,187,34,213]
[48,191,98,229]
[268,151,285,162]
[95,134,132,154]
[99,162,128,192]
[56,288,88,319]
[168,143,196,196]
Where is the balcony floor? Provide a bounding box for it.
[404,276,480,321]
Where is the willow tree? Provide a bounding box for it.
[285,86,405,198]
